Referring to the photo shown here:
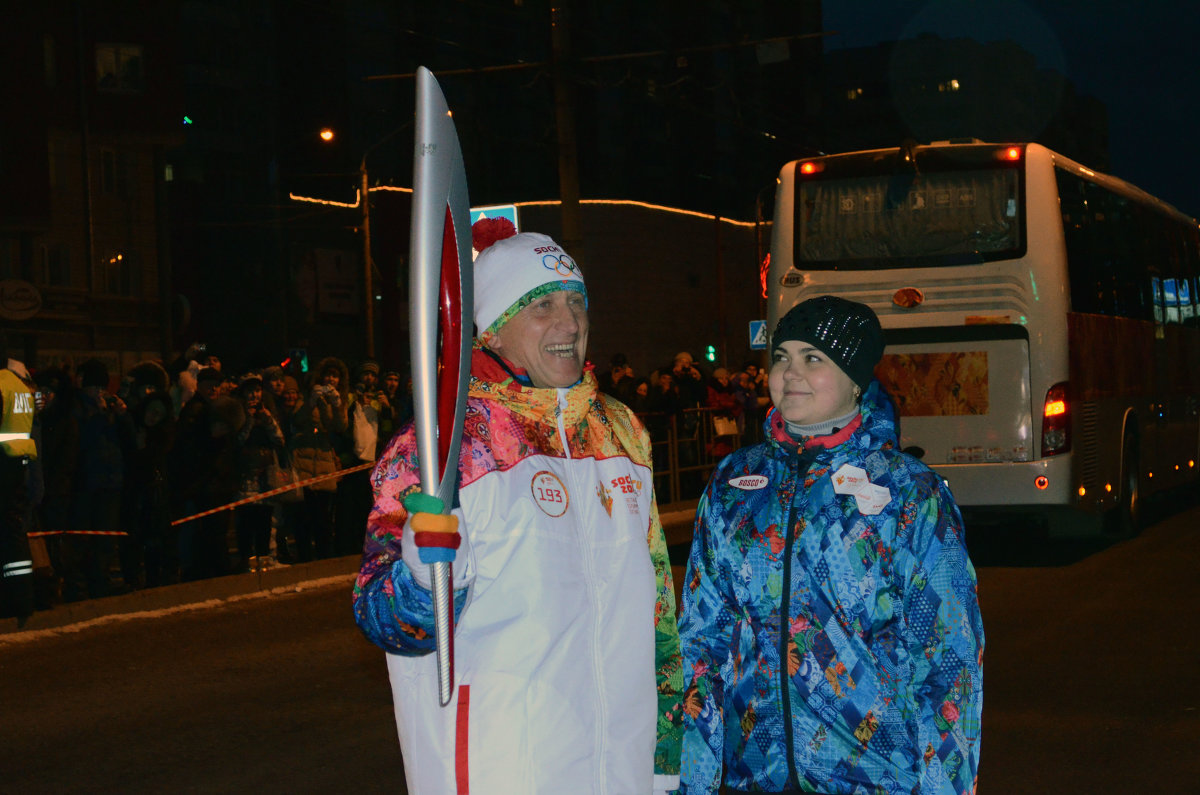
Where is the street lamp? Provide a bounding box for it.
[319,124,409,359]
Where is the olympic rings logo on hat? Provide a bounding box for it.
[542,253,580,278]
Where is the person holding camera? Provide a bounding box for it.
[233,374,285,571]
[289,357,348,560]
[598,352,637,405]
[670,351,706,409]
[338,360,393,555]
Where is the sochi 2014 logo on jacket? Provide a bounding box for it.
[597,473,642,517]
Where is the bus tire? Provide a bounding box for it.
[1104,430,1141,538]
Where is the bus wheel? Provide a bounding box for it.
[1104,430,1141,538]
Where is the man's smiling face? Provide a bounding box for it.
[486,290,589,388]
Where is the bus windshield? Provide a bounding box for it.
[795,155,1025,269]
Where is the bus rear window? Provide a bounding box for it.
[795,167,1024,269]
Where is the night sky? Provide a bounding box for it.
[824,1,1200,218]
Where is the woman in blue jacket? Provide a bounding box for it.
[677,296,984,795]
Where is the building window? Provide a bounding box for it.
[97,149,131,198]
[48,138,70,190]
[104,250,139,296]
[43,35,56,88]
[100,149,116,195]
[0,239,20,280]
[38,243,72,288]
[96,43,144,92]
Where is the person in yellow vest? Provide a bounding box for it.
[1,331,37,627]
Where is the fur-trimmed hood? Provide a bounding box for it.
[312,356,350,400]
[127,360,170,393]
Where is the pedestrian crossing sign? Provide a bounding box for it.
[470,204,519,231]
[749,320,768,350]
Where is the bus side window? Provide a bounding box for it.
[1057,169,1102,314]
[1056,168,1150,320]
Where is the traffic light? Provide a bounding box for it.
[283,348,309,374]
[705,344,717,363]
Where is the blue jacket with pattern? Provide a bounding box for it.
[677,381,983,794]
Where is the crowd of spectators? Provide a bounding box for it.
[16,344,412,609]
[10,344,764,611]
[597,350,770,441]
[597,351,771,490]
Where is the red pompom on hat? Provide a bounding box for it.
[472,216,517,254]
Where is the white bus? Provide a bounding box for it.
[769,140,1200,535]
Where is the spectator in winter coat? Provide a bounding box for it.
[677,297,984,795]
[338,360,392,555]
[598,352,637,406]
[670,351,706,409]
[172,371,241,581]
[124,388,177,587]
[233,375,285,571]
[354,228,683,794]
[704,367,742,417]
[378,368,405,439]
[65,359,134,600]
[289,358,348,560]
[261,365,287,405]
[272,375,305,563]
[32,367,79,602]
[117,360,173,589]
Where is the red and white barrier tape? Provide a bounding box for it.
[26,462,376,537]
[28,530,129,538]
[169,462,375,526]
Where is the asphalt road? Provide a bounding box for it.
[2,500,1197,793]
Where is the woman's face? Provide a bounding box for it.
[282,389,300,411]
[768,340,858,426]
[322,369,340,389]
[384,373,400,393]
[144,400,167,428]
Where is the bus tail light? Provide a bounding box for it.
[1042,382,1071,456]
[996,145,1024,161]
[798,161,824,176]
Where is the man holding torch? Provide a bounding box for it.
[353,225,684,795]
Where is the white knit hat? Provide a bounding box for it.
[473,232,587,337]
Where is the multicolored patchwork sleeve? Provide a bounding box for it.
[647,489,684,788]
[899,482,985,795]
[352,426,470,655]
[676,482,738,795]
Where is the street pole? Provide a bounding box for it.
[361,156,375,358]
[550,3,583,257]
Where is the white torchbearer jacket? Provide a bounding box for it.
[354,350,683,795]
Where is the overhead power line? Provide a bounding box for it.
[364,31,834,81]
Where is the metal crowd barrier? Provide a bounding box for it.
[635,406,764,504]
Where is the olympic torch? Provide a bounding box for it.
[409,66,473,707]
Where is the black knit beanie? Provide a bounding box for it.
[79,359,110,389]
[772,296,884,389]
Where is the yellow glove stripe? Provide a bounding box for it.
[410,512,459,535]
